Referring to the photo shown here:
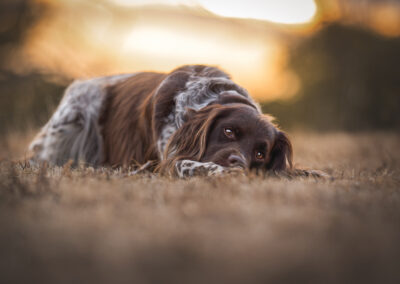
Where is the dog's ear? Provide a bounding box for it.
[153,71,191,134]
[165,105,223,159]
[266,130,293,171]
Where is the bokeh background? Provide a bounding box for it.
[1,3,400,282]
[1,0,400,139]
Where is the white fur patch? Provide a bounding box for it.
[29,74,136,166]
[157,113,176,158]
[175,159,245,177]
[175,160,226,177]
[174,76,256,128]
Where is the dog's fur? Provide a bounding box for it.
[29,65,293,177]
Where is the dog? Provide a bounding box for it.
[29,65,293,177]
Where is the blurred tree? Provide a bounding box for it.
[263,23,400,131]
[0,0,66,137]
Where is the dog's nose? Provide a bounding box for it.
[228,154,246,168]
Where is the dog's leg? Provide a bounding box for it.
[30,81,104,166]
[175,160,243,178]
[29,105,96,166]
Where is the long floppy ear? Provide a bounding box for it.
[164,105,223,160]
[266,130,293,171]
[158,105,225,175]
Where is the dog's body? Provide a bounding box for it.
[30,65,292,177]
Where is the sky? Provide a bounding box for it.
[12,0,400,101]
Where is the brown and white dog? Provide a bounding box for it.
[29,65,293,177]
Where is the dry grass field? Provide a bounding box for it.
[1,131,399,284]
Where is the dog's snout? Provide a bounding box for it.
[228,154,246,168]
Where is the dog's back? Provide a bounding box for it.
[100,72,167,166]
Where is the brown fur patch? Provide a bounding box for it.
[100,72,166,166]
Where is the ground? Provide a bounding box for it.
[0,131,399,284]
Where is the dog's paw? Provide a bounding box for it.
[176,160,245,178]
[207,165,245,177]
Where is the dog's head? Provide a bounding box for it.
[163,104,292,174]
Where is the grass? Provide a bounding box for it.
[0,131,399,284]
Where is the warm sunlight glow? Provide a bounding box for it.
[197,0,317,24]
[122,25,265,64]
[121,24,298,100]
[121,25,269,97]
[21,0,311,101]
[111,0,317,24]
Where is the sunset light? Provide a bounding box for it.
[13,0,400,103]
[112,0,317,24]
[197,0,317,24]
[121,24,295,100]
[122,25,266,64]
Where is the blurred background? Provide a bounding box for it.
[0,0,399,141]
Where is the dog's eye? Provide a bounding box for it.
[223,127,235,139]
[255,151,265,160]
